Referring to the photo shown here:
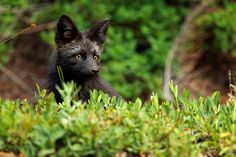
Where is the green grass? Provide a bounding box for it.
[0,82,236,157]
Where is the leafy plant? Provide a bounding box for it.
[0,82,236,156]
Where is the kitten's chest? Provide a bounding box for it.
[78,77,100,101]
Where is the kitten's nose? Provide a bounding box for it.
[92,69,99,74]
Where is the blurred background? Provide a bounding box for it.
[0,0,236,102]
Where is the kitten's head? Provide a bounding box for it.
[55,15,109,76]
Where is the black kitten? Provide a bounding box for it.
[47,15,119,102]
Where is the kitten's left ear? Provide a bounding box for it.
[88,18,110,45]
[55,15,81,45]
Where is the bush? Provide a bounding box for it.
[0,82,236,157]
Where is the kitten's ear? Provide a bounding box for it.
[88,18,110,45]
[55,15,82,45]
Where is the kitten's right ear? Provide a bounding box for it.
[55,15,81,45]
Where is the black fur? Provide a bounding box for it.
[47,15,119,102]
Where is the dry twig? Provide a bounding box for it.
[0,63,33,94]
[23,21,56,34]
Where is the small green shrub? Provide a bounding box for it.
[0,82,236,157]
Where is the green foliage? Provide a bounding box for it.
[197,0,236,54]
[0,1,27,64]
[0,82,236,156]
[0,43,13,64]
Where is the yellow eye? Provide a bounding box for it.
[93,55,99,61]
[76,54,82,59]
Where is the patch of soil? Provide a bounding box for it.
[178,51,236,103]
[0,56,48,101]
[0,33,51,102]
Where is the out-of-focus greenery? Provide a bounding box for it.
[0,82,236,157]
[1,0,236,100]
[0,0,29,64]
[196,1,236,55]
[0,0,190,100]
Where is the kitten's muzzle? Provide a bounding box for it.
[92,68,99,74]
